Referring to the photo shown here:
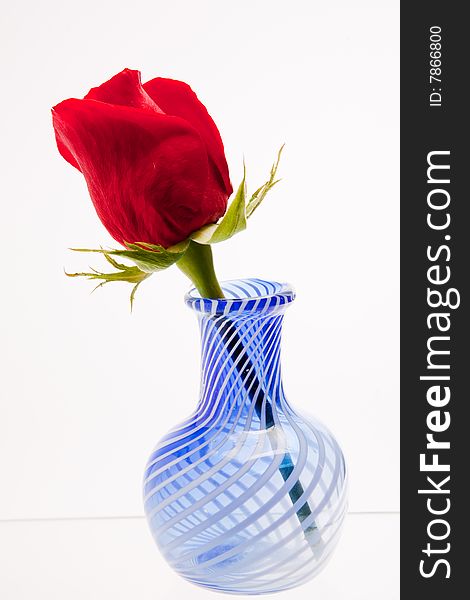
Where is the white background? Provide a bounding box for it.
[0,0,399,597]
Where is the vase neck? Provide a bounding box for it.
[185,279,295,425]
[185,279,295,428]
[196,310,286,424]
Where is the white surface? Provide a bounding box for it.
[0,513,399,599]
[0,0,399,521]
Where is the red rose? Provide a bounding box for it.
[52,69,232,248]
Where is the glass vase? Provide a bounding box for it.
[143,278,347,594]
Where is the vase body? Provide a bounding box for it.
[143,279,347,594]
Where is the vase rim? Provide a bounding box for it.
[185,278,295,316]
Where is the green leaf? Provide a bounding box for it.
[130,280,144,312]
[189,146,283,245]
[66,267,149,284]
[246,144,284,218]
[101,250,130,271]
[71,240,189,273]
[190,167,247,244]
[68,240,190,309]
[66,254,152,310]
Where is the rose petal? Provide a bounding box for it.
[85,68,163,113]
[52,98,227,247]
[54,127,82,171]
[144,78,232,196]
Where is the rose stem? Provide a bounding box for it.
[214,317,317,536]
[177,241,224,299]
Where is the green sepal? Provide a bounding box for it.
[189,145,283,245]
[246,144,283,218]
[190,167,247,245]
[65,252,151,311]
[72,241,189,274]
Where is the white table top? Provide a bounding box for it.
[0,512,398,599]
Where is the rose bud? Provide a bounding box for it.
[52,69,232,248]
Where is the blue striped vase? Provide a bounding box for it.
[143,279,347,594]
